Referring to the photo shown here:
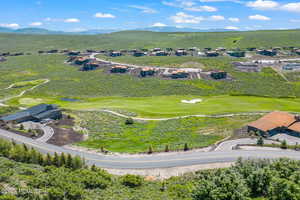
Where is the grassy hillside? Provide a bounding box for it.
[72,111,257,153]
[1,30,300,52]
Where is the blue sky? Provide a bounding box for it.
[1,0,300,31]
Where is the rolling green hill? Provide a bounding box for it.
[1,30,300,52]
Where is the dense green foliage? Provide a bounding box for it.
[0,138,85,170]
[1,149,300,200]
[1,30,300,52]
[74,111,257,153]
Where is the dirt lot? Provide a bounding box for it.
[47,115,84,146]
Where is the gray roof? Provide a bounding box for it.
[0,104,59,122]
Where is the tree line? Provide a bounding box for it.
[0,138,85,170]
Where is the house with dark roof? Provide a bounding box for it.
[0,104,62,123]
[248,111,300,137]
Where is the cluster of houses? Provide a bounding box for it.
[0,52,26,57]
[67,54,229,80]
[248,111,300,137]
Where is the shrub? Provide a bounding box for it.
[125,118,134,125]
[257,137,264,146]
[281,140,288,149]
[121,174,143,188]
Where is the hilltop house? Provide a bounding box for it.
[75,57,90,65]
[248,111,300,137]
[109,51,122,57]
[171,70,189,79]
[150,51,168,56]
[80,61,100,71]
[175,49,188,56]
[110,65,128,73]
[282,63,300,71]
[68,51,80,56]
[0,104,62,124]
[140,67,155,77]
[210,71,227,79]
[227,51,246,58]
[232,62,260,72]
[205,51,219,57]
[257,49,277,56]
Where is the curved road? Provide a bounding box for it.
[1,128,299,169]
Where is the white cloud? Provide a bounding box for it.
[0,23,20,29]
[228,17,240,22]
[225,26,239,30]
[199,0,241,2]
[64,18,80,23]
[209,15,225,21]
[29,22,43,26]
[163,0,217,12]
[162,0,194,8]
[246,0,279,10]
[170,12,204,24]
[290,19,300,23]
[184,5,217,12]
[248,14,271,21]
[281,3,300,13]
[129,5,157,13]
[152,22,167,27]
[94,13,116,18]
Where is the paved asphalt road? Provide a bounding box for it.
[1,128,300,169]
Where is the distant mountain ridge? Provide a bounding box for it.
[0,26,240,35]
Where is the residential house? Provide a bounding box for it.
[0,104,62,124]
[248,111,300,137]
[210,71,227,79]
[110,65,128,73]
[140,67,155,77]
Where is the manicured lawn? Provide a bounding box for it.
[14,95,300,118]
[73,111,258,153]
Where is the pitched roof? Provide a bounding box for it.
[248,111,296,132]
[288,122,300,132]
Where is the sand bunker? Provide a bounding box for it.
[181,99,202,104]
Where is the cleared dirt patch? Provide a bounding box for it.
[47,115,84,146]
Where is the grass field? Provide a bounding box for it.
[11,95,300,118]
[72,111,257,153]
[1,30,300,52]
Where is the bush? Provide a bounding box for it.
[257,137,264,146]
[121,174,143,188]
[125,118,134,125]
[281,140,288,149]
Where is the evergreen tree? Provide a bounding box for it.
[184,143,189,151]
[281,140,288,149]
[72,156,83,170]
[257,137,264,146]
[165,144,169,152]
[45,153,52,166]
[66,153,73,168]
[60,153,66,166]
[53,152,60,167]
[148,145,153,154]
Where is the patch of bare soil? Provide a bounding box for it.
[104,162,234,179]
[47,115,84,146]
